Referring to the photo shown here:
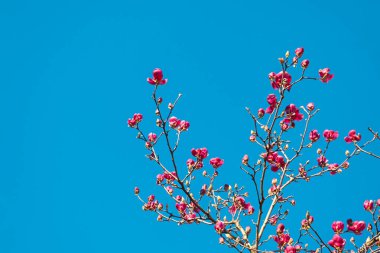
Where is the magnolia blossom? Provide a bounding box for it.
[363,200,374,211]
[328,163,340,175]
[328,234,345,251]
[309,130,320,142]
[209,157,224,169]
[301,59,310,68]
[175,202,187,213]
[284,246,297,253]
[127,113,143,127]
[148,132,157,142]
[332,221,344,233]
[169,116,180,128]
[272,71,292,90]
[214,221,225,234]
[147,68,167,85]
[191,148,208,160]
[229,196,254,215]
[178,120,190,131]
[344,130,361,143]
[323,129,339,141]
[273,233,290,248]
[347,220,366,235]
[284,104,303,123]
[266,94,278,113]
[319,68,334,83]
[317,155,328,167]
[258,108,265,118]
[295,47,304,57]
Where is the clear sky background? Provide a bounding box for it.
[1,0,380,252]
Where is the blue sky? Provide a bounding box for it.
[1,0,380,252]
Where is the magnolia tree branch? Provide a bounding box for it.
[128,48,380,253]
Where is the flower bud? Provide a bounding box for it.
[317,148,322,154]
[219,237,224,244]
[258,108,265,118]
[345,150,350,156]
[157,214,163,221]
[134,187,140,195]
[278,58,285,64]
[301,59,310,69]
[307,102,314,111]
[157,97,163,104]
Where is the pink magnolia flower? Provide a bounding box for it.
[317,155,328,167]
[258,108,265,118]
[284,104,303,123]
[319,68,334,83]
[309,130,320,142]
[301,219,310,229]
[186,158,195,169]
[323,129,339,142]
[267,94,277,106]
[147,68,168,85]
[272,71,292,90]
[156,174,164,184]
[363,200,374,211]
[268,72,276,81]
[191,148,208,160]
[332,221,344,233]
[328,163,340,175]
[163,171,178,181]
[328,234,345,251]
[169,116,180,128]
[301,59,310,69]
[247,204,255,215]
[269,215,279,225]
[242,154,249,165]
[273,233,290,248]
[210,157,224,169]
[127,113,143,127]
[284,246,297,253]
[295,47,304,58]
[175,202,187,213]
[277,223,285,234]
[183,213,196,223]
[377,199,380,206]
[344,130,361,143]
[347,220,366,235]
[178,120,190,131]
[214,221,225,234]
[148,132,157,142]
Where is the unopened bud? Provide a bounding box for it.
[156,119,162,127]
[202,170,207,176]
[272,178,278,185]
[155,109,160,115]
[168,103,174,109]
[285,51,290,58]
[278,58,285,64]
[317,148,322,154]
[291,200,296,206]
[157,214,163,221]
[219,237,224,244]
[157,97,163,104]
[245,226,251,235]
[157,203,163,210]
[134,187,140,195]
[345,150,350,156]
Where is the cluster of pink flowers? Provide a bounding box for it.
[169,116,190,131]
[228,196,254,215]
[272,223,291,248]
[186,148,209,170]
[344,130,362,143]
[328,163,340,175]
[301,215,314,230]
[142,195,161,211]
[156,171,178,184]
[127,113,143,127]
[147,68,167,85]
[262,151,286,172]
